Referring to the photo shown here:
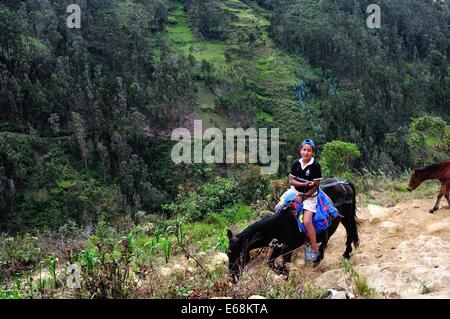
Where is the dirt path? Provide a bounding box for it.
[289,198,450,298]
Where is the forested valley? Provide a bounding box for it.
[0,0,449,299]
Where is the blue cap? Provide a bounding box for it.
[301,139,316,151]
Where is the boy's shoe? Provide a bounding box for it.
[305,245,320,262]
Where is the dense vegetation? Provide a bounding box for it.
[261,0,450,169]
[0,0,449,298]
[0,0,200,230]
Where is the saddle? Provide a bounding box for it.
[320,179,354,206]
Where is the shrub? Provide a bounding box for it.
[236,167,273,204]
[0,233,42,282]
[408,116,449,167]
[164,177,241,221]
[321,140,361,179]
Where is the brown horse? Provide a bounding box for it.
[407,160,450,213]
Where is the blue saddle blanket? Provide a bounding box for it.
[276,187,339,234]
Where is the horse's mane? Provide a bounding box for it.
[416,160,449,173]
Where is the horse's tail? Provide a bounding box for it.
[345,181,359,249]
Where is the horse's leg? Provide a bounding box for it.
[314,219,340,266]
[284,251,293,263]
[444,183,450,208]
[267,244,291,276]
[279,250,293,278]
[430,183,446,213]
[340,208,357,258]
[314,239,327,267]
[267,245,282,273]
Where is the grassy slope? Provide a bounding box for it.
[165,0,320,134]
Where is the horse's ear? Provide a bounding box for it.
[227,229,233,240]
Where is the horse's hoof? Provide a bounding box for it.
[313,257,323,267]
[231,274,239,284]
[274,269,288,277]
[342,254,350,260]
[275,272,289,280]
[429,209,436,214]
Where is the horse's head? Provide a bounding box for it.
[226,229,244,281]
[407,169,422,191]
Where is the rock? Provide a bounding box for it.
[206,253,229,272]
[346,292,356,299]
[286,263,299,272]
[315,268,354,293]
[321,289,347,299]
[379,221,402,233]
[313,269,342,289]
[274,274,287,283]
[198,251,207,258]
[32,269,52,283]
[356,236,450,298]
[160,267,172,277]
[212,253,229,266]
[293,257,305,268]
[186,266,196,274]
[172,263,186,275]
[136,213,160,224]
[367,205,391,224]
[248,295,266,299]
[426,221,450,234]
[197,251,208,264]
[357,207,369,222]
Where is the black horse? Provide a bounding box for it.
[227,178,359,280]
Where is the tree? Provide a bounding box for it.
[321,140,361,179]
[48,113,60,135]
[408,116,449,167]
[96,142,110,184]
[70,112,89,170]
[185,0,229,40]
[0,4,24,63]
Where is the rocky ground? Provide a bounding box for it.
[306,199,450,298]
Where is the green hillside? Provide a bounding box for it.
[166,0,318,134]
[1,0,449,228]
[0,0,449,299]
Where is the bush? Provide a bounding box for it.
[0,233,43,282]
[236,166,273,204]
[408,116,449,167]
[164,177,241,221]
[321,140,361,179]
[165,170,273,222]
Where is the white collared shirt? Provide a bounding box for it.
[300,157,315,170]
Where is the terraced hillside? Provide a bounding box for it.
[166,0,320,143]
